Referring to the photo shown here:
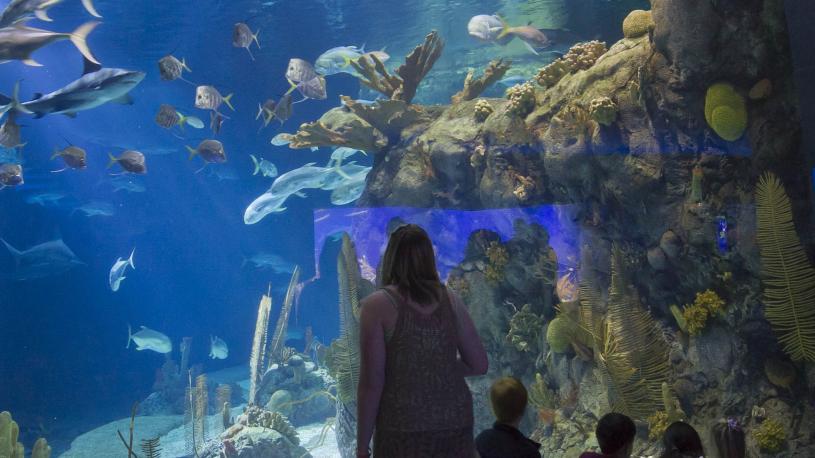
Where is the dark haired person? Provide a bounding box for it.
[661,421,705,458]
[356,224,489,458]
[475,377,542,458]
[712,419,745,458]
[580,413,636,458]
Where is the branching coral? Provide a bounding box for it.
[507,304,544,352]
[451,58,511,104]
[339,96,426,141]
[288,118,387,152]
[704,83,747,141]
[350,31,444,104]
[535,41,608,88]
[474,99,494,122]
[589,97,617,126]
[505,81,537,117]
[622,10,654,38]
[753,418,786,453]
[484,241,509,283]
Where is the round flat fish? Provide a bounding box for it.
[52,146,87,169]
[158,55,187,81]
[109,150,147,174]
[286,58,318,84]
[297,76,327,100]
[188,139,226,163]
[155,104,180,128]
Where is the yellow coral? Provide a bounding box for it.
[682,303,710,335]
[694,289,726,315]
[589,97,617,126]
[506,82,536,117]
[704,83,747,141]
[622,10,654,38]
[474,99,494,122]
[753,418,786,453]
[647,411,669,441]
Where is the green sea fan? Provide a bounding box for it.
[755,172,815,362]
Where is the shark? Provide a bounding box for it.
[19,58,145,118]
[0,21,99,66]
[1,237,84,280]
[0,0,102,28]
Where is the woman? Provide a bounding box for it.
[356,224,489,458]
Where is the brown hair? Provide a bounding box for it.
[380,224,443,305]
[489,377,528,424]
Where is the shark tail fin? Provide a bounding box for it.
[128,247,135,269]
[107,152,118,168]
[181,58,191,73]
[185,145,197,160]
[223,94,235,111]
[81,0,102,18]
[1,238,22,264]
[253,29,261,48]
[496,15,512,39]
[70,21,101,66]
[11,81,32,115]
[250,154,260,175]
[126,324,132,349]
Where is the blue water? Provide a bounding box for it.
[0,0,649,450]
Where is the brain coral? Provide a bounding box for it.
[623,10,654,38]
[705,83,747,141]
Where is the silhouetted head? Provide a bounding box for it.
[712,420,745,458]
[489,377,528,425]
[662,421,705,458]
[380,224,442,304]
[596,413,636,457]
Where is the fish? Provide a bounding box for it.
[320,162,371,190]
[243,252,294,273]
[497,18,553,55]
[0,237,84,280]
[0,163,23,188]
[467,14,512,45]
[270,133,292,146]
[126,324,171,354]
[315,45,365,76]
[273,93,293,123]
[210,111,224,134]
[293,75,327,101]
[51,146,87,170]
[210,335,228,359]
[25,192,63,205]
[232,22,260,60]
[0,0,101,28]
[154,104,203,129]
[268,162,332,196]
[195,85,234,114]
[256,98,276,126]
[157,55,191,82]
[72,200,114,218]
[21,59,145,118]
[362,49,389,64]
[0,21,99,66]
[0,81,26,119]
[285,58,318,84]
[497,75,529,87]
[327,147,366,167]
[0,112,23,149]
[109,248,134,292]
[108,176,145,193]
[250,154,278,178]
[107,150,146,174]
[330,176,366,205]
[186,139,226,164]
[243,191,289,224]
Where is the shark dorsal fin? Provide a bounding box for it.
[83,57,102,75]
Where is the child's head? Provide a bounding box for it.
[662,421,704,458]
[596,413,636,457]
[489,377,528,425]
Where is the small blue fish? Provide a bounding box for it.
[250,154,278,178]
[210,335,229,359]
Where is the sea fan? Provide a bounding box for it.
[140,437,161,458]
[268,266,301,365]
[249,291,272,405]
[194,374,208,449]
[755,172,815,362]
[329,233,362,403]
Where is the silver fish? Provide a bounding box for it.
[467,14,511,45]
[25,192,63,206]
[127,325,172,354]
[0,0,101,28]
[109,248,134,291]
[244,191,289,224]
[327,147,366,167]
[330,177,366,205]
[158,55,190,81]
[51,145,86,169]
[0,237,84,280]
[286,58,318,84]
[186,139,226,163]
[210,111,224,134]
[108,150,146,174]
[314,45,364,76]
[195,85,234,113]
[0,21,99,66]
[0,163,22,188]
[0,112,23,148]
[250,154,278,178]
[210,335,229,359]
[295,76,327,101]
[232,22,260,60]
[73,200,114,218]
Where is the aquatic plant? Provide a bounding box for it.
[753,418,786,453]
[249,287,272,405]
[474,99,494,122]
[505,81,537,117]
[682,302,710,335]
[269,266,301,364]
[0,411,25,458]
[140,437,161,458]
[194,374,208,449]
[451,58,512,104]
[622,10,654,38]
[528,373,557,410]
[679,289,725,335]
[695,289,726,315]
[589,97,617,126]
[484,241,509,283]
[326,234,363,403]
[704,83,747,141]
[507,304,544,352]
[216,384,233,431]
[755,173,815,362]
[117,403,139,458]
[350,30,444,104]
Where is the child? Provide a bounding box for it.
[580,413,636,458]
[475,377,542,458]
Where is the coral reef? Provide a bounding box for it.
[588,97,617,126]
[704,83,747,141]
[505,82,537,118]
[249,289,273,405]
[535,40,608,89]
[451,58,511,104]
[236,405,299,446]
[199,405,310,458]
[507,304,544,353]
[622,10,654,38]
[0,411,25,458]
[287,112,387,152]
[339,96,429,142]
[473,99,493,122]
[752,418,786,453]
[528,373,556,410]
[484,241,509,283]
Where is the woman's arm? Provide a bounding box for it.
[356,295,388,457]
[450,291,489,376]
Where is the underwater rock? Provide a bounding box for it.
[266,389,294,416]
[659,230,682,259]
[688,324,735,383]
[588,96,617,126]
[622,10,654,39]
[200,425,310,458]
[647,246,668,270]
[749,78,773,100]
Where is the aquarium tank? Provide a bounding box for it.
[1,0,815,456]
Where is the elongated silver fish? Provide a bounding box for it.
[0,21,99,66]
